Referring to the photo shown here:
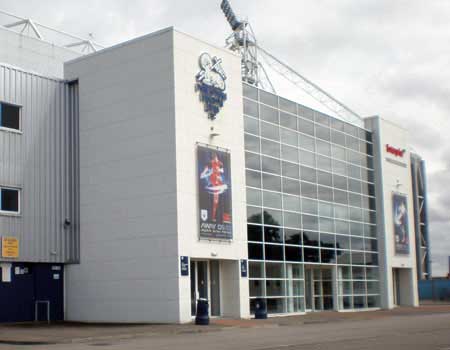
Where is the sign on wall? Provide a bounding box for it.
[392,194,410,254]
[240,259,248,278]
[180,256,189,276]
[197,146,233,240]
[1,237,19,258]
[195,52,227,120]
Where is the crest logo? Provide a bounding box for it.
[195,53,227,120]
[201,209,208,222]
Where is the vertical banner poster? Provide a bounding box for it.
[197,146,233,240]
[393,193,410,254]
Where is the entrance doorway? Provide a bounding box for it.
[304,265,334,312]
[190,260,220,317]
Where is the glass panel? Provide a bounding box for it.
[248,243,264,260]
[262,173,281,192]
[282,161,299,179]
[243,84,258,100]
[243,99,258,117]
[300,166,317,183]
[246,170,261,188]
[285,245,302,262]
[244,116,259,135]
[249,280,264,297]
[260,105,279,124]
[266,262,285,278]
[279,97,297,114]
[299,134,315,151]
[265,244,284,261]
[280,128,298,146]
[265,226,283,243]
[282,178,300,196]
[247,206,262,224]
[280,112,297,130]
[261,121,280,141]
[267,298,285,313]
[245,134,260,153]
[264,209,282,226]
[246,188,261,206]
[284,229,302,245]
[247,224,263,242]
[304,232,319,247]
[260,90,278,107]
[283,194,301,212]
[262,155,280,175]
[249,261,264,278]
[245,152,260,170]
[266,281,286,298]
[261,139,280,158]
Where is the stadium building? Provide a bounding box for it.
[0,6,429,323]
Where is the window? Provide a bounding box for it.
[0,103,21,131]
[0,187,20,213]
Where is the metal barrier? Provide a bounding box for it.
[34,300,50,323]
[419,280,450,301]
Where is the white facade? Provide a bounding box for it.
[64,28,249,323]
[173,31,249,321]
[365,116,419,309]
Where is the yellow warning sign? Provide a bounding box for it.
[2,237,19,258]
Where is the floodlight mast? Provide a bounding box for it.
[220,0,275,93]
[219,0,364,126]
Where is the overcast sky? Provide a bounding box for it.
[1,0,448,275]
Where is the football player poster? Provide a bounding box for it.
[393,193,410,254]
[197,146,233,240]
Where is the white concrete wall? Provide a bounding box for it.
[365,116,419,309]
[172,30,250,322]
[0,27,80,78]
[64,28,181,323]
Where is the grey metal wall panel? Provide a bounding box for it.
[0,64,79,263]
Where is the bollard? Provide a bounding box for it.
[195,298,209,325]
[254,298,267,319]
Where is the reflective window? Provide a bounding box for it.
[261,121,280,141]
[280,112,297,130]
[282,161,299,179]
[281,128,298,146]
[245,152,260,170]
[245,134,260,153]
[262,156,280,175]
[244,116,259,135]
[260,90,278,107]
[261,139,280,158]
[260,105,279,124]
[300,166,317,183]
[299,134,315,151]
[262,173,281,192]
[299,118,314,136]
[244,98,258,117]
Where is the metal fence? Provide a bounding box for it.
[419,280,450,301]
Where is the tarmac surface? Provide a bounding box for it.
[0,304,450,349]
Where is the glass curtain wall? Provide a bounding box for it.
[243,83,380,314]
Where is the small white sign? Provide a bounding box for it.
[1,263,12,282]
[15,266,21,275]
[53,274,60,280]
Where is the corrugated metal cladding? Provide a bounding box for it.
[0,64,79,263]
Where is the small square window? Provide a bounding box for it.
[0,103,21,131]
[0,188,20,213]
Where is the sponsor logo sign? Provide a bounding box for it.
[386,144,406,158]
